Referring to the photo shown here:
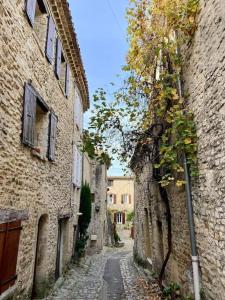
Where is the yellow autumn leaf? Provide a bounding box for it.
[184,138,192,144]
[176,180,186,187]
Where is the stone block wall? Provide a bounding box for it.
[133,1,225,299]
[183,0,225,298]
[133,156,193,296]
[0,1,88,299]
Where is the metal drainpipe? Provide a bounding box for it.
[175,64,200,299]
[174,29,201,299]
[183,155,200,300]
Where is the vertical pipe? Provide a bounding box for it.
[184,155,200,300]
[174,29,201,298]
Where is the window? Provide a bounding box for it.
[74,88,83,131]
[26,0,48,51]
[108,180,113,187]
[72,144,82,188]
[121,194,131,204]
[114,212,125,225]
[107,194,116,205]
[117,212,123,224]
[0,221,22,295]
[91,193,95,203]
[23,83,57,160]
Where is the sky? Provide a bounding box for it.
[68,0,129,176]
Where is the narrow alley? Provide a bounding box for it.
[45,231,161,300]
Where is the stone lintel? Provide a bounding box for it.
[0,209,29,224]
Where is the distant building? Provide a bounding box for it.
[107,176,134,226]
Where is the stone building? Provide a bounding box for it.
[107,176,134,226]
[132,0,225,299]
[0,0,89,299]
[83,154,108,254]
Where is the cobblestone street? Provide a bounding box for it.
[45,230,162,300]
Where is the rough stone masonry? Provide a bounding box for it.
[0,0,89,299]
[132,1,225,299]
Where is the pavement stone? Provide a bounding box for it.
[44,233,162,300]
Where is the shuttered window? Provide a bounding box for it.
[65,63,70,97]
[72,144,82,187]
[74,91,83,132]
[23,84,36,147]
[48,112,57,161]
[72,144,78,185]
[26,0,37,26]
[113,194,117,204]
[0,221,22,295]
[46,16,55,64]
[55,38,62,79]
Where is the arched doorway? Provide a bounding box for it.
[32,214,49,299]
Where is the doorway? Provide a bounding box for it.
[55,218,69,280]
[32,214,49,299]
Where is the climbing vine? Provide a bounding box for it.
[85,0,199,187]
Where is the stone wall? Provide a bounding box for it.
[183,0,225,298]
[133,1,225,299]
[133,155,193,296]
[0,1,88,299]
[83,155,108,254]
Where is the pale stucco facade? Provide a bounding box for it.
[107,176,134,225]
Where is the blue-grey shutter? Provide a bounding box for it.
[65,64,70,97]
[26,0,37,27]
[23,84,36,147]
[55,38,62,79]
[48,112,57,161]
[46,16,55,64]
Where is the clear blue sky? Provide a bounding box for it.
[68,0,129,176]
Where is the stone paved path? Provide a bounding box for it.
[45,231,162,300]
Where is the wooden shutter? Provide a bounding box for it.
[79,101,83,131]
[74,93,79,126]
[46,16,55,64]
[23,83,36,147]
[114,213,117,224]
[0,221,22,295]
[48,112,57,161]
[65,64,70,97]
[77,151,82,187]
[72,145,77,185]
[55,38,62,79]
[26,0,36,27]
[114,194,117,204]
[129,195,132,204]
[121,195,124,204]
[122,212,126,224]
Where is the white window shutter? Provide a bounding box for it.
[74,91,79,127]
[72,145,78,185]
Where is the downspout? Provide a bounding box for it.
[175,36,201,299]
[183,155,200,300]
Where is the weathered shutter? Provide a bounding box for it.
[0,221,22,295]
[48,112,57,161]
[79,101,83,131]
[122,212,126,224]
[23,84,36,147]
[114,213,117,224]
[55,38,62,79]
[114,194,117,204]
[129,195,132,204]
[65,64,70,97]
[46,16,55,64]
[26,0,37,27]
[77,151,82,187]
[72,145,77,185]
[121,195,124,204]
